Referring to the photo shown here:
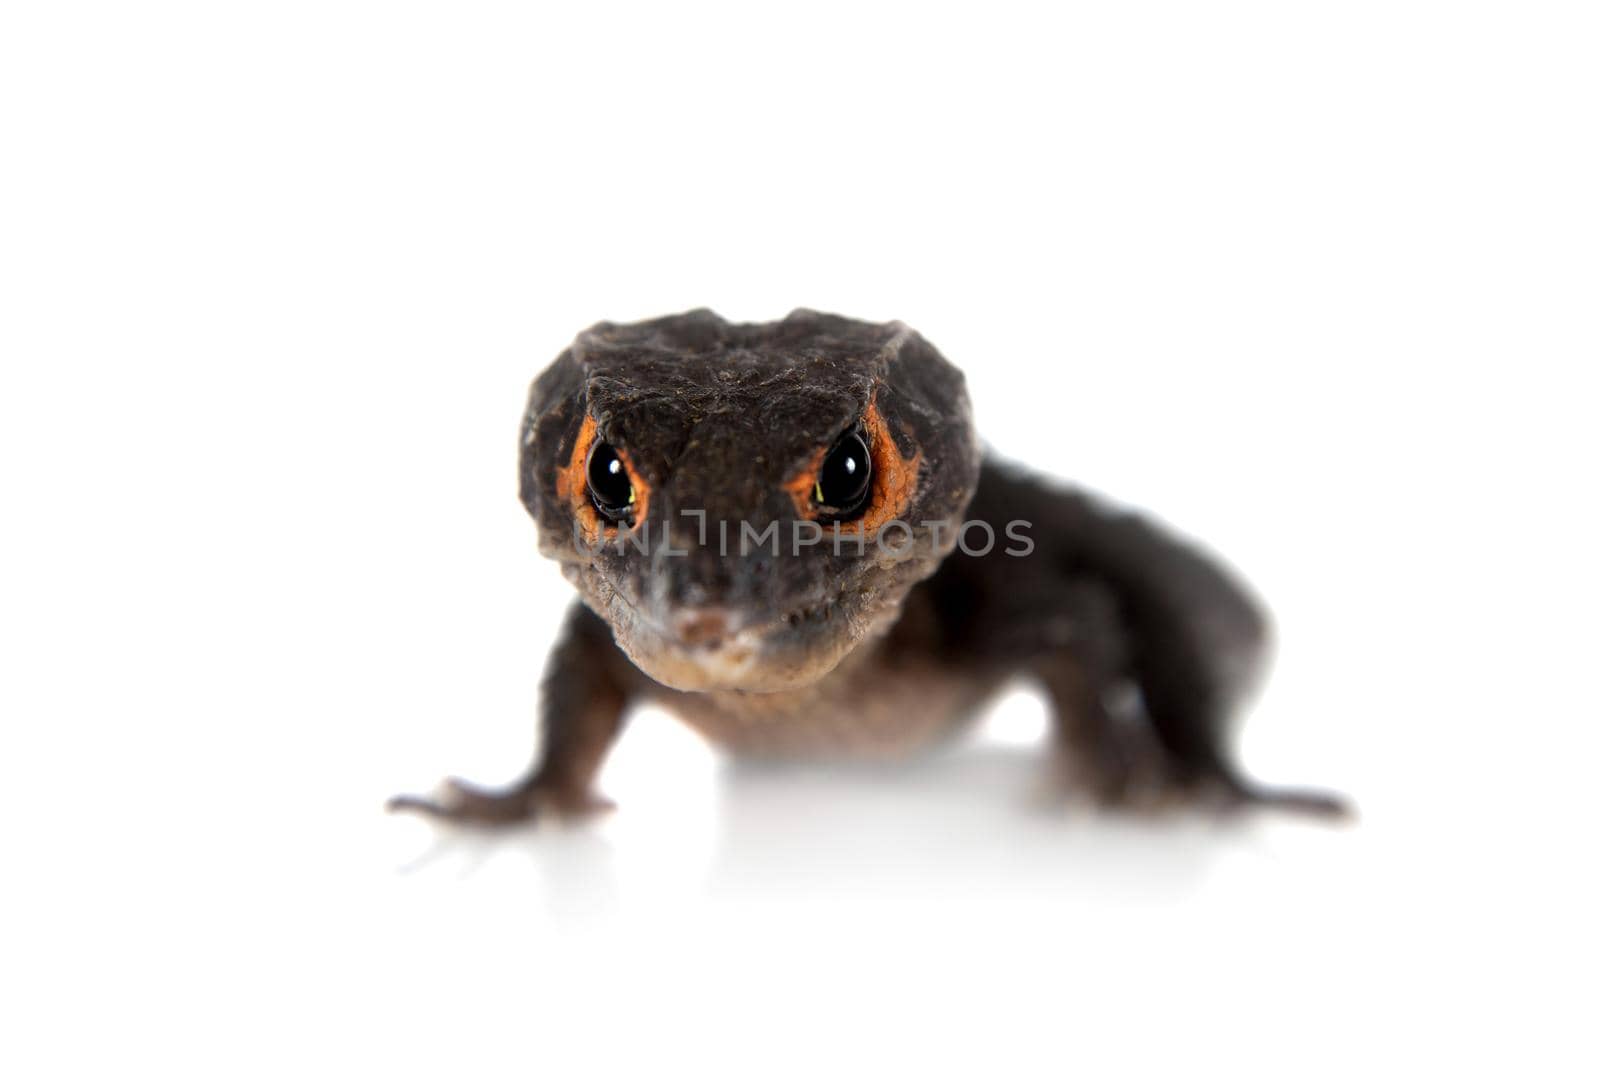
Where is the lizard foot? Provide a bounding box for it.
[386,776,616,827]
[1054,721,1352,820]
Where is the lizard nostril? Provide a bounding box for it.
[672,608,733,649]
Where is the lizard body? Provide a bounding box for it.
[391,309,1345,822]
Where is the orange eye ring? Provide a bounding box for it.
[786,396,920,538]
[555,414,649,540]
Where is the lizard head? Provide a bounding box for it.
[520,309,980,693]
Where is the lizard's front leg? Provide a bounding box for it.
[388,604,635,826]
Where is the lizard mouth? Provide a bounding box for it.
[627,605,845,692]
[594,581,867,693]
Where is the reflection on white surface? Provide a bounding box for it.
[388,687,1284,907]
[371,727,1381,1063]
[394,745,1262,909]
[364,681,1587,1064]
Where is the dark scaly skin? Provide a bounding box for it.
[390,309,1347,825]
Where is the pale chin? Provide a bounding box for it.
[613,624,850,694]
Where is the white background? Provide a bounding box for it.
[3,3,1596,1063]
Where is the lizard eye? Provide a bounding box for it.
[586,441,636,522]
[813,429,873,518]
